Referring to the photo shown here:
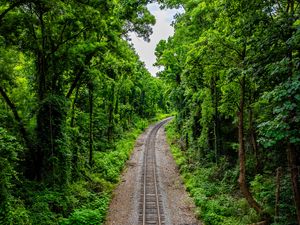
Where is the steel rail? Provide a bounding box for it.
[140,118,172,225]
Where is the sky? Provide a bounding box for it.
[129,3,182,76]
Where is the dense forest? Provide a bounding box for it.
[1,0,300,225]
[157,0,300,224]
[0,0,168,224]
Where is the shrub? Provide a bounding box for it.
[61,209,102,225]
[165,122,260,225]
[0,127,25,224]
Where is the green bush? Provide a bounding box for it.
[0,127,27,224]
[251,174,275,215]
[60,194,109,225]
[0,115,163,224]
[61,209,102,225]
[165,122,260,225]
[1,198,31,225]
[30,200,58,225]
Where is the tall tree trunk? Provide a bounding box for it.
[238,76,263,215]
[35,8,67,183]
[249,108,260,173]
[88,82,94,166]
[213,75,222,161]
[70,85,80,177]
[107,103,114,142]
[287,143,300,224]
[35,8,47,181]
[70,85,80,127]
[275,167,282,223]
[107,83,115,142]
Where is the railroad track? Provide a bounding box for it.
[139,118,172,225]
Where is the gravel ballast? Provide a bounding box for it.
[105,121,201,225]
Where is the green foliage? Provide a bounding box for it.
[62,209,103,225]
[2,0,299,224]
[94,151,128,183]
[250,175,275,215]
[2,199,31,225]
[257,74,300,147]
[0,127,20,188]
[0,117,153,225]
[93,116,151,183]
[61,194,110,225]
[166,122,260,225]
[1,0,169,223]
[158,0,300,223]
[0,127,26,224]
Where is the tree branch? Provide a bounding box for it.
[219,40,243,59]
[48,27,88,58]
[66,52,96,98]
[0,1,24,24]
[0,85,31,148]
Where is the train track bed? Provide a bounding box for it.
[105,119,200,225]
[138,119,171,225]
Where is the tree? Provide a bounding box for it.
[157,0,300,223]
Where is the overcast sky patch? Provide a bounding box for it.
[129,3,182,76]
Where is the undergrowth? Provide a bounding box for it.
[165,121,260,225]
[2,114,170,225]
